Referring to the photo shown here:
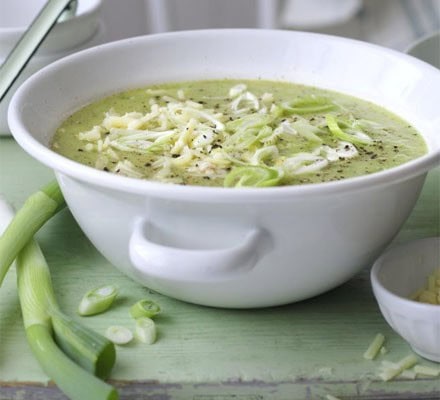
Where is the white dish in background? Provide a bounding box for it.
[281,0,363,29]
[0,0,102,55]
[371,237,440,362]
[7,30,440,308]
[0,0,104,136]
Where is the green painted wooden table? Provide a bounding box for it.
[0,136,439,400]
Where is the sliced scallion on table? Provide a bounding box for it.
[78,284,118,316]
[105,326,133,345]
[0,180,65,286]
[130,299,161,319]
[135,317,157,345]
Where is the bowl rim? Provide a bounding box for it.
[371,237,440,313]
[8,29,440,202]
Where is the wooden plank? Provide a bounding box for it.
[0,137,439,399]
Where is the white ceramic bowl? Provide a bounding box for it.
[0,0,104,135]
[7,30,440,308]
[371,237,440,362]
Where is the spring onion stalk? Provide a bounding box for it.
[105,326,133,345]
[78,285,118,316]
[135,317,157,344]
[363,333,385,360]
[325,114,372,145]
[224,166,283,188]
[0,180,65,286]
[130,299,161,319]
[16,239,118,400]
[51,310,116,378]
[25,324,117,400]
[0,198,117,398]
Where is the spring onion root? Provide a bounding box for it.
[78,285,118,316]
[0,180,65,286]
[130,299,161,319]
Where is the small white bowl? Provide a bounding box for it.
[0,0,102,56]
[0,0,104,136]
[371,237,440,362]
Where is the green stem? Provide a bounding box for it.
[0,180,65,286]
[16,237,116,379]
[26,324,118,400]
[51,310,116,378]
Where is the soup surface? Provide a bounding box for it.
[51,80,427,187]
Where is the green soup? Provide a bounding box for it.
[51,80,427,187]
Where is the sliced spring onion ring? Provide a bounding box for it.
[290,118,323,142]
[130,299,161,319]
[326,114,373,145]
[224,166,283,188]
[282,96,336,115]
[250,145,279,166]
[105,326,133,345]
[283,153,328,176]
[78,285,118,316]
[226,113,273,132]
[135,317,157,344]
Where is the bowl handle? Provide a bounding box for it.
[129,220,271,282]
